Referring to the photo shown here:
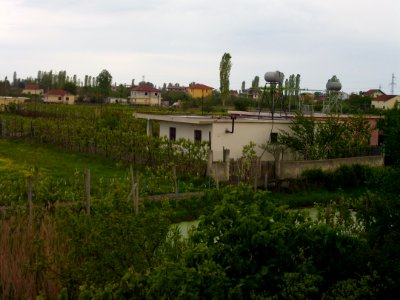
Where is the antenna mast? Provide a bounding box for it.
[390,73,396,95]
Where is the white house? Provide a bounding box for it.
[371,95,400,110]
[134,111,381,162]
[22,84,44,95]
[42,89,75,105]
[135,111,298,161]
[365,89,385,99]
[129,85,161,106]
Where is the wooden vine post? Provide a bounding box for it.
[27,175,33,218]
[128,165,140,215]
[173,165,178,195]
[84,168,91,215]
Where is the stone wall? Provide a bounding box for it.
[278,155,384,179]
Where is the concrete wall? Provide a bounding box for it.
[43,95,75,104]
[278,155,384,179]
[155,115,380,163]
[211,119,292,161]
[159,121,212,143]
[158,118,293,161]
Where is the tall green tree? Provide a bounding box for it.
[63,81,78,95]
[219,52,232,107]
[251,75,260,89]
[378,108,400,165]
[96,69,112,100]
[12,71,17,87]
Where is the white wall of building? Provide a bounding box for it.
[210,120,292,161]
[159,118,292,161]
[159,121,212,143]
[372,96,400,110]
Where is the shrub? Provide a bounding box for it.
[233,98,251,111]
[301,168,328,189]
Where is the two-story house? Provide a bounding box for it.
[365,89,385,99]
[187,83,213,98]
[129,85,161,106]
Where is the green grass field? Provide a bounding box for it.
[0,139,128,180]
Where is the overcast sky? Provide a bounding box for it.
[1,0,399,94]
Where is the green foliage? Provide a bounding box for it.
[233,97,251,111]
[63,81,77,95]
[96,69,112,100]
[355,191,400,298]
[342,93,373,113]
[300,164,374,192]
[278,114,372,160]
[55,200,182,295]
[161,91,189,103]
[279,114,319,160]
[235,142,258,185]
[3,182,400,299]
[378,108,400,166]
[219,52,232,106]
[110,84,128,98]
[142,187,372,299]
[0,104,209,179]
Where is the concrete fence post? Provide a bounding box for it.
[223,148,230,181]
[207,150,213,176]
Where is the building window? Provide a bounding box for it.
[270,132,278,143]
[194,130,202,142]
[169,127,176,141]
[66,97,69,100]
[145,92,148,96]
[58,97,62,100]
[155,93,158,96]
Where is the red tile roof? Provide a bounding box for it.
[374,95,396,102]
[24,84,40,90]
[45,89,68,96]
[189,84,213,90]
[366,89,384,96]
[131,85,160,92]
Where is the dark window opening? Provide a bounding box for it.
[378,134,384,146]
[194,130,202,142]
[270,132,278,143]
[58,97,62,100]
[169,127,176,141]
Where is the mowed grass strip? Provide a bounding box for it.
[0,139,128,180]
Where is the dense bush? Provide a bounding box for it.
[74,186,400,299]
[300,164,375,191]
